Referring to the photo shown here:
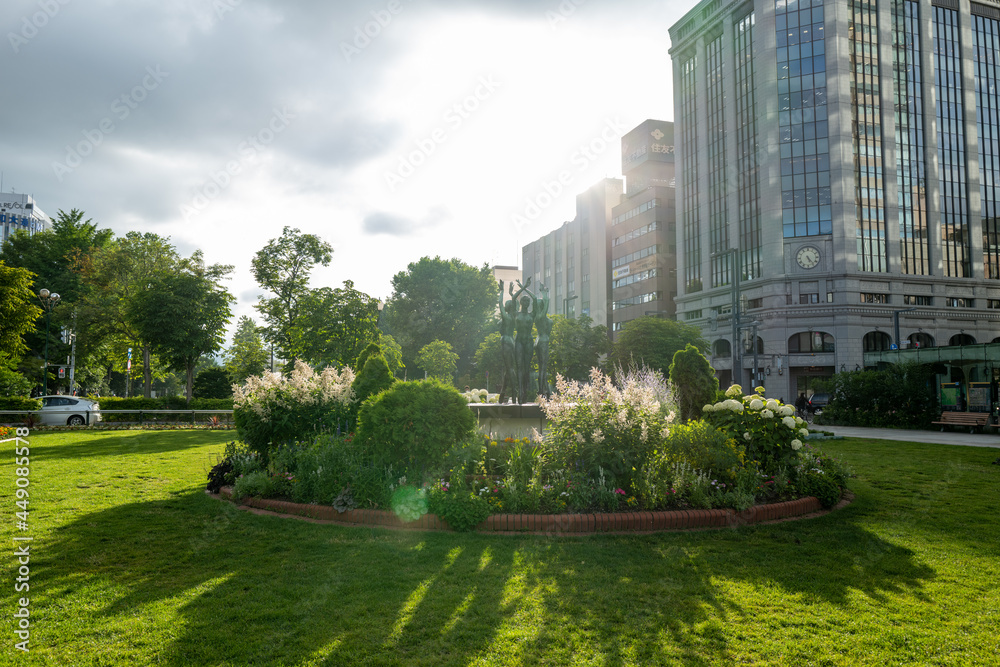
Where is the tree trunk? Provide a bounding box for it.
[143,346,152,398]
[186,361,194,404]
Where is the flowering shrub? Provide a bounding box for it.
[538,367,677,492]
[0,426,15,439]
[703,385,808,473]
[233,360,355,462]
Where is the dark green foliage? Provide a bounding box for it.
[355,342,383,374]
[795,469,842,508]
[660,420,743,483]
[0,353,32,397]
[609,316,708,377]
[0,396,41,411]
[548,314,611,383]
[669,344,719,422]
[818,361,937,428]
[356,379,476,477]
[93,396,234,421]
[428,491,490,532]
[193,367,233,399]
[206,459,233,493]
[350,353,395,410]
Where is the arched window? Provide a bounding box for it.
[863,331,892,352]
[713,339,731,358]
[950,333,976,346]
[908,332,935,348]
[787,331,835,353]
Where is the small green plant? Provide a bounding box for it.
[390,485,428,522]
[232,471,271,500]
[795,469,842,508]
[429,490,490,532]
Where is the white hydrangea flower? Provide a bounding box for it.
[782,416,797,429]
[762,409,774,419]
[780,406,794,417]
[726,384,743,398]
[749,398,764,411]
[702,403,715,413]
[790,439,803,450]
[799,428,809,437]
[743,431,752,441]
[765,399,780,411]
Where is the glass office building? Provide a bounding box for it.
[670,0,1000,397]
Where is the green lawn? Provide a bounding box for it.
[1,430,998,666]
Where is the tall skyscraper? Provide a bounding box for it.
[611,120,678,337]
[671,0,1000,397]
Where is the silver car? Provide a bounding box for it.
[38,395,102,426]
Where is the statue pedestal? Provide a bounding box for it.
[468,403,546,439]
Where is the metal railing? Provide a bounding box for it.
[0,409,234,427]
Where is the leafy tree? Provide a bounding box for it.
[669,344,718,422]
[610,316,708,377]
[379,334,404,377]
[1,210,115,387]
[351,351,396,411]
[0,261,42,360]
[225,316,270,384]
[291,280,380,369]
[0,352,32,397]
[472,331,503,390]
[131,255,234,401]
[76,231,180,397]
[193,366,234,399]
[251,226,333,366]
[548,314,610,383]
[383,256,497,376]
[415,340,459,382]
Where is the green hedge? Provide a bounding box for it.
[0,397,41,411]
[92,396,233,422]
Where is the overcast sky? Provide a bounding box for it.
[3,0,692,329]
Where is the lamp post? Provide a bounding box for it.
[37,288,60,396]
[711,249,742,388]
[893,307,917,349]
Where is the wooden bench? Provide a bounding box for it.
[931,411,991,432]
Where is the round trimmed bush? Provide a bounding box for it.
[356,379,476,477]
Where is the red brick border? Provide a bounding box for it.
[213,487,842,534]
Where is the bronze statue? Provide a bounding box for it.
[533,284,552,397]
[511,280,534,404]
[497,281,517,404]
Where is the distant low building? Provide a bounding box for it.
[1,191,50,243]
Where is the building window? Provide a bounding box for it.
[988,299,1000,309]
[863,331,892,352]
[975,13,1000,280]
[909,332,934,348]
[612,244,661,269]
[582,273,590,283]
[946,297,974,308]
[613,292,662,310]
[612,199,660,226]
[904,294,932,305]
[684,309,703,320]
[746,297,763,309]
[788,331,835,353]
[613,268,660,289]
[861,292,890,304]
[713,339,732,358]
[613,221,661,246]
[800,293,819,304]
[777,0,832,239]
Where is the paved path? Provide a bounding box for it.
[819,424,1000,449]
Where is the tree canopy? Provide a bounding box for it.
[0,261,42,360]
[548,314,610,383]
[609,316,708,377]
[383,256,497,375]
[131,254,234,401]
[225,316,270,384]
[415,340,459,381]
[251,226,333,365]
[290,280,380,369]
